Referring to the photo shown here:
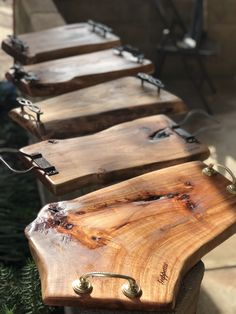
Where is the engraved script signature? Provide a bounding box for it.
[158,262,169,285]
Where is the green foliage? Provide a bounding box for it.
[0,305,16,314]
[0,264,17,309]
[0,138,41,264]
[20,261,54,314]
[0,93,41,264]
[0,85,62,313]
[0,261,58,314]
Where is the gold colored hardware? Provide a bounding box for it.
[202,163,236,195]
[72,272,142,299]
[72,277,93,294]
[202,164,217,177]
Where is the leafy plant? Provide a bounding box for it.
[0,83,62,313]
[20,261,54,314]
[0,261,60,314]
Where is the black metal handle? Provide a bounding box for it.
[0,150,58,176]
[87,19,113,38]
[10,64,38,83]
[137,73,165,94]
[8,35,28,52]
[0,149,39,174]
[113,45,144,63]
[17,97,43,123]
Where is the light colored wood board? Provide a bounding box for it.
[5,49,154,96]
[20,115,210,195]
[2,23,121,64]
[25,161,236,310]
[63,261,205,314]
[9,76,187,139]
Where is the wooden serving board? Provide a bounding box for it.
[20,115,209,195]
[64,261,205,314]
[1,23,121,64]
[9,76,187,140]
[5,49,154,97]
[25,161,236,310]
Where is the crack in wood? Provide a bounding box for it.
[30,186,199,251]
[149,128,173,140]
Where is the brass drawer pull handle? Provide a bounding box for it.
[203,163,236,195]
[72,272,142,299]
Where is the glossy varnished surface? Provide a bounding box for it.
[1,23,121,64]
[20,115,209,195]
[5,49,154,96]
[9,77,186,139]
[25,161,236,310]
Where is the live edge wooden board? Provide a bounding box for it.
[1,22,121,64]
[9,76,187,140]
[25,161,236,310]
[20,115,209,195]
[5,49,154,97]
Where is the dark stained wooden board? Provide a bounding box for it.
[25,161,236,310]
[20,115,209,195]
[5,49,154,97]
[9,76,187,140]
[1,23,121,64]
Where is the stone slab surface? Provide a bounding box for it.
[197,268,236,314]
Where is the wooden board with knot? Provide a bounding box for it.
[1,22,121,64]
[5,49,154,97]
[25,161,236,310]
[19,115,209,195]
[9,76,186,140]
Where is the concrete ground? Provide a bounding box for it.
[0,1,235,313]
[167,78,236,314]
[196,86,236,314]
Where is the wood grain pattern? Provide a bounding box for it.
[5,49,154,97]
[25,161,236,310]
[38,262,205,314]
[20,115,209,195]
[1,23,121,64]
[9,76,187,140]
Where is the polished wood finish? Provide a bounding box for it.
[9,76,187,140]
[5,49,154,97]
[20,115,209,195]
[41,263,205,314]
[25,161,236,310]
[2,23,121,64]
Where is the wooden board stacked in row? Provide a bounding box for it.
[19,115,209,195]
[26,161,236,310]
[2,21,121,64]
[2,20,235,314]
[5,47,154,97]
[9,75,186,139]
